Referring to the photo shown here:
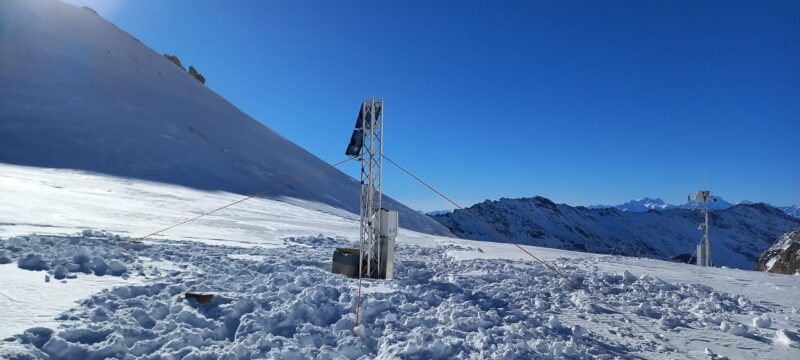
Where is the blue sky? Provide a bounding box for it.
[65,0,799,211]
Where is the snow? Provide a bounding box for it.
[766,257,778,271]
[0,166,798,358]
[0,264,138,340]
[226,254,267,262]
[775,329,800,347]
[753,315,772,329]
[592,197,674,212]
[0,163,360,246]
[2,229,799,359]
[17,254,49,271]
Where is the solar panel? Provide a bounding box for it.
[354,102,365,130]
[695,190,710,201]
[345,129,364,157]
[354,100,382,130]
[346,99,383,157]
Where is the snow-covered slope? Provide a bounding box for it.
[757,227,800,274]
[1,166,799,359]
[432,196,800,270]
[0,0,449,236]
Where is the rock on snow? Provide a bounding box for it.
[757,226,800,274]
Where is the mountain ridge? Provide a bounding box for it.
[591,196,799,218]
[432,195,800,269]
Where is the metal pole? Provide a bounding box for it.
[378,97,383,214]
[358,100,367,280]
[375,97,383,277]
[704,196,710,267]
[367,98,375,276]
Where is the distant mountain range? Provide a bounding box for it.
[431,196,800,270]
[781,205,800,219]
[590,197,799,218]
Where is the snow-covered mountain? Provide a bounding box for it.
[593,196,734,212]
[431,196,800,269]
[680,196,734,211]
[757,227,800,274]
[591,197,674,212]
[0,0,449,236]
[595,196,800,219]
[780,205,800,219]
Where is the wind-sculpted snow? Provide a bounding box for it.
[1,232,793,359]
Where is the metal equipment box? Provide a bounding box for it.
[380,209,398,237]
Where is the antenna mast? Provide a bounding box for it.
[694,190,713,267]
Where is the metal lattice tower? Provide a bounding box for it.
[350,98,384,278]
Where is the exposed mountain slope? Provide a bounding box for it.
[432,196,800,269]
[757,227,800,274]
[0,0,450,235]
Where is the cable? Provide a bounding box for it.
[135,157,355,241]
[686,237,704,264]
[383,155,580,287]
[355,257,364,329]
[382,154,698,359]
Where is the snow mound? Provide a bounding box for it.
[2,231,134,279]
[18,254,49,271]
[752,315,772,329]
[0,250,11,264]
[775,329,800,348]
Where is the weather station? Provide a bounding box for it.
[331,98,398,280]
[692,190,716,267]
